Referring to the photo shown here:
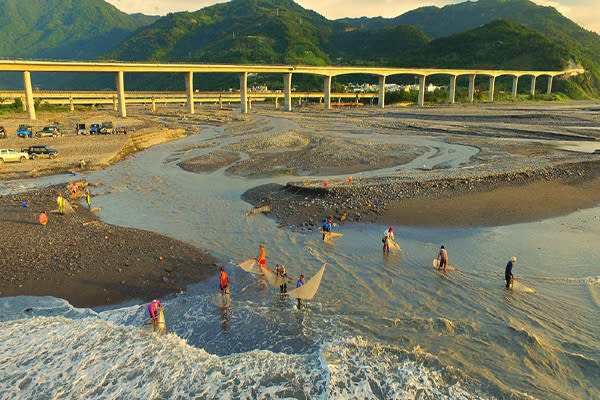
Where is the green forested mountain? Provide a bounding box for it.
[0,0,597,97]
[399,19,570,71]
[104,0,434,90]
[107,0,339,64]
[327,26,430,65]
[339,0,596,42]
[340,0,600,96]
[107,0,430,66]
[0,0,158,59]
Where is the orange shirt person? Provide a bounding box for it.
[256,244,266,268]
[219,266,230,294]
[38,211,48,226]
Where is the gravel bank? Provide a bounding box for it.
[242,160,600,228]
[0,183,217,307]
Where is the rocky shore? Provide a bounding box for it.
[242,159,600,228]
[0,183,217,307]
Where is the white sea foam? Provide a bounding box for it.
[0,316,327,400]
[320,336,489,400]
[0,311,487,400]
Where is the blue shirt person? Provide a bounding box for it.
[321,218,332,240]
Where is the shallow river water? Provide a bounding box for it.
[1,118,599,399]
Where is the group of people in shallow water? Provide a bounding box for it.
[434,243,518,288]
[255,244,306,308]
[146,221,520,328]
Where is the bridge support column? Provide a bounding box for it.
[239,72,248,114]
[115,71,126,117]
[546,76,553,94]
[23,71,36,120]
[20,96,26,112]
[275,96,278,109]
[512,76,519,98]
[185,71,194,114]
[297,96,301,106]
[323,76,331,110]
[418,76,426,107]
[283,73,292,112]
[530,76,536,96]
[248,95,252,110]
[151,96,156,113]
[219,93,223,109]
[69,95,74,112]
[112,95,117,111]
[488,76,495,102]
[378,76,385,109]
[448,76,456,104]
[468,74,475,103]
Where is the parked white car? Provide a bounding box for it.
[0,148,29,164]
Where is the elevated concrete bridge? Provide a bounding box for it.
[0,60,584,120]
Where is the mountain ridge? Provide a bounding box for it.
[0,0,159,59]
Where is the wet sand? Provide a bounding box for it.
[380,172,600,227]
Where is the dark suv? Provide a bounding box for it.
[21,145,59,159]
[35,126,60,137]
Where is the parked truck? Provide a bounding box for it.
[99,121,114,134]
[75,123,87,135]
[0,148,29,164]
[17,125,33,138]
[89,123,101,135]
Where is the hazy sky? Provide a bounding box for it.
[105,0,600,34]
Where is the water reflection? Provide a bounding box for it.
[80,120,600,400]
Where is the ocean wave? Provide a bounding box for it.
[528,276,600,285]
[0,316,326,400]
[0,315,492,400]
[320,336,490,400]
[383,316,477,337]
[507,324,545,348]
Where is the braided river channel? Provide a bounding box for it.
[1,115,599,399]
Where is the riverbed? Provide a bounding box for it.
[1,107,599,399]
